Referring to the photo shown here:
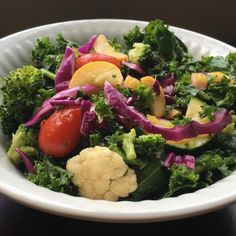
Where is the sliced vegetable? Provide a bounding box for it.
[191,73,208,90]
[141,76,166,118]
[94,34,128,61]
[104,82,231,141]
[124,75,140,90]
[76,53,121,69]
[69,61,123,89]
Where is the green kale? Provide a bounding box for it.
[134,83,155,113]
[7,124,38,164]
[135,134,165,159]
[171,117,192,126]
[92,93,114,122]
[206,76,236,110]
[0,65,53,135]
[130,158,169,200]
[174,73,198,109]
[199,104,219,120]
[32,33,79,73]
[108,37,122,52]
[27,158,75,194]
[89,133,103,146]
[118,86,131,97]
[169,165,199,190]
[195,151,236,183]
[123,26,144,49]
[143,19,187,61]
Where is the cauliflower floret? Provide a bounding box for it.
[66,146,138,201]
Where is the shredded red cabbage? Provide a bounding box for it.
[78,35,97,54]
[25,87,81,127]
[160,73,176,96]
[50,97,82,107]
[104,82,231,141]
[122,61,146,74]
[80,100,96,136]
[164,152,195,169]
[55,81,69,92]
[152,80,160,96]
[54,47,76,92]
[15,148,35,173]
[81,84,100,96]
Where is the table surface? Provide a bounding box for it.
[1,0,236,235]
[0,194,236,235]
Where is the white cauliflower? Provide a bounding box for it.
[66,146,137,201]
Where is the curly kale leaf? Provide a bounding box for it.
[108,37,122,52]
[123,26,144,49]
[32,33,79,73]
[169,165,199,190]
[92,93,114,122]
[27,158,76,194]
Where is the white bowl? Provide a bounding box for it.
[0,19,236,223]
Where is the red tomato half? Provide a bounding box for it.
[38,106,81,158]
[76,53,121,69]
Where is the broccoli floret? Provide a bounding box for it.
[134,83,155,114]
[0,65,53,135]
[135,134,165,159]
[128,43,154,69]
[27,158,75,194]
[122,128,137,160]
[7,125,38,164]
[169,165,199,190]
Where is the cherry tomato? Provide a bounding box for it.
[76,53,121,69]
[38,106,81,158]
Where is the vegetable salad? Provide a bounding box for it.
[1,19,236,201]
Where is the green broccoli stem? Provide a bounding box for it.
[40,68,56,80]
[122,128,137,160]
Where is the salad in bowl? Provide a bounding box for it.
[1,19,236,202]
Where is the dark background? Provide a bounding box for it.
[0,0,236,235]
[0,0,235,47]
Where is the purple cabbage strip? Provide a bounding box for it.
[160,73,176,96]
[55,81,70,92]
[152,80,160,96]
[122,61,146,75]
[50,97,82,107]
[80,100,96,136]
[104,81,231,141]
[81,84,100,95]
[164,152,195,169]
[25,87,81,127]
[15,148,35,173]
[165,94,174,104]
[78,35,97,54]
[54,47,76,92]
[80,99,109,136]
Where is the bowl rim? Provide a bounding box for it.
[0,19,236,223]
